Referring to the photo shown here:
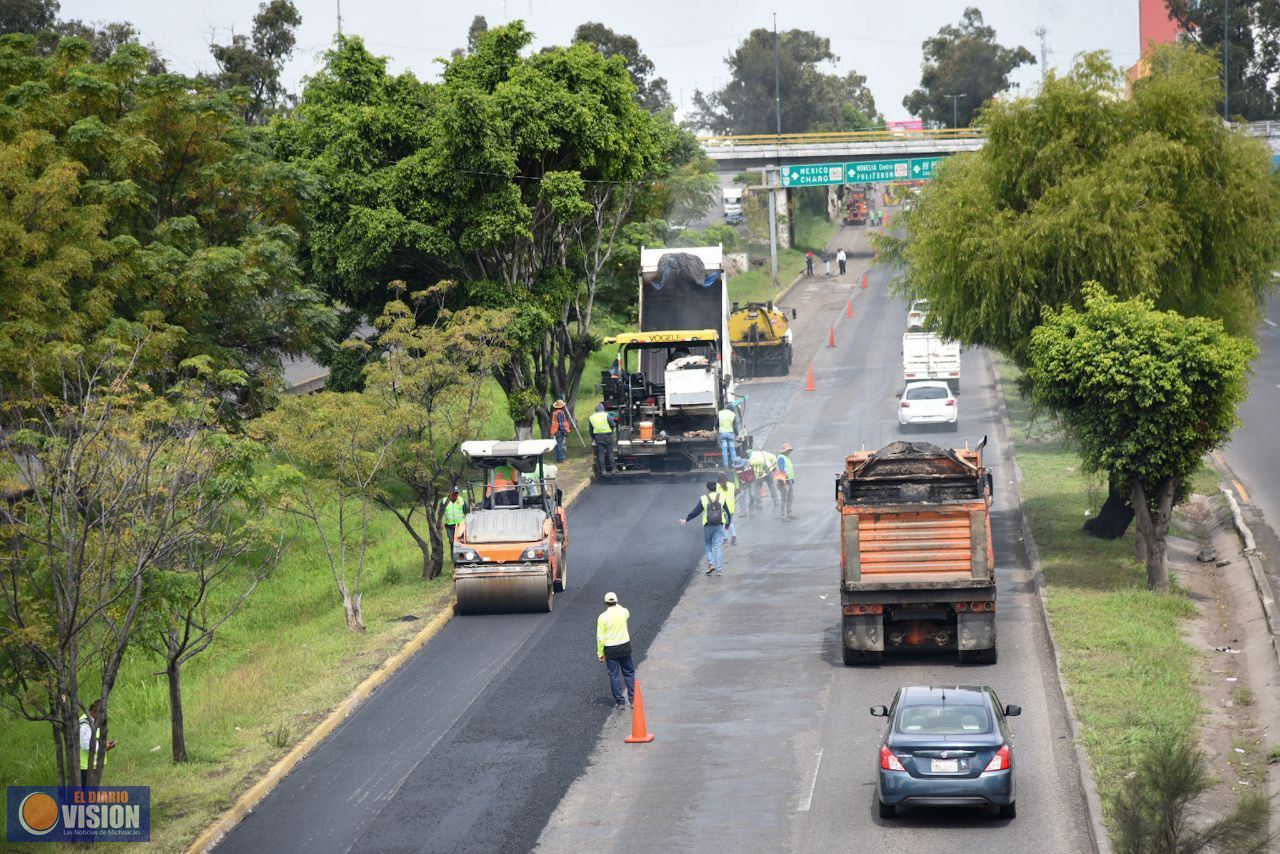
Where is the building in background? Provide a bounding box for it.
[1128,0,1184,84]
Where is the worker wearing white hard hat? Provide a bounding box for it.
[597,592,634,709]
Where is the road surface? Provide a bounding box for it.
[215,226,1092,854]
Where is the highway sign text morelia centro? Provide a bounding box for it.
[781,157,947,187]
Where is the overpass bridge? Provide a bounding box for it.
[697,128,986,173]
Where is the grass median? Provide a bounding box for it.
[998,359,1200,818]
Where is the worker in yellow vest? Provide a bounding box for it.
[597,592,635,709]
[588,404,618,475]
[748,448,777,513]
[441,485,468,553]
[80,700,114,785]
[717,472,738,546]
[717,404,740,469]
[774,443,796,521]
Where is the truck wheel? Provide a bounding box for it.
[842,643,858,666]
[878,800,896,819]
[959,648,997,665]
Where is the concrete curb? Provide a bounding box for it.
[1214,479,1280,668]
[188,476,595,853]
[988,356,1112,854]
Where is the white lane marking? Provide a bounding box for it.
[798,748,824,812]
[1265,318,1277,328]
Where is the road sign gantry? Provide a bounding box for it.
[780,156,947,187]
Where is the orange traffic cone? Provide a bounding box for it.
[861,271,868,289]
[846,297,854,318]
[625,680,655,743]
[804,362,815,391]
[827,325,836,348]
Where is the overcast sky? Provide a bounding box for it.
[61,0,1141,122]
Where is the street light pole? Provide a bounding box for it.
[945,93,968,129]
[773,13,782,138]
[1223,0,1230,119]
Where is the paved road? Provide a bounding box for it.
[1222,295,1280,594]
[216,225,1091,854]
[538,228,1092,853]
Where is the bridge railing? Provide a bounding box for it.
[696,128,987,147]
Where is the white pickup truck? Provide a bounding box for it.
[902,332,961,391]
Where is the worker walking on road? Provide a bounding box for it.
[774,443,796,521]
[823,252,832,277]
[836,248,847,276]
[597,592,635,710]
[717,472,739,545]
[550,399,573,463]
[680,480,732,575]
[717,403,740,469]
[441,486,468,552]
[748,448,778,513]
[588,403,618,475]
[805,251,814,276]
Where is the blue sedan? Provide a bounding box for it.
[871,685,1020,819]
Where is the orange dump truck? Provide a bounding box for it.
[836,439,996,665]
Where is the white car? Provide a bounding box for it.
[898,381,957,431]
[907,299,929,331]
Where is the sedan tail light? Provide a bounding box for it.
[945,399,955,406]
[983,744,1011,772]
[900,402,910,408]
[880,745,906,772]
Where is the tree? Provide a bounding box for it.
[0,0,57,35]
[209,0,303,124]
[1113,729,1269,853]
[0,36,332,414]
[364,283,512,579]
[1167,0,1280,120]
[253,392,399,631]
[903,7,1034,128]
[692,29,881,134]
[0,337,258,785]
[1026,286,1254,591]
[572,22,671,112]
[467,15,488,54]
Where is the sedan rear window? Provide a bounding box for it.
[896,705,992,734]
[905,386,950,401]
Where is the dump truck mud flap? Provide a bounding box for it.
[843,614,884,652]
[956,610,996,651]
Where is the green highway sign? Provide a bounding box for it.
[847,159,911,183]
[779,155,949,187]
[781,162,845,187]
[909,156,944,179]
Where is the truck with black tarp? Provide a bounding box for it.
[596,246,748,477]
[836,439,997,665]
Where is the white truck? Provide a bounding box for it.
[722,187,744,224]
[903,332,961,391]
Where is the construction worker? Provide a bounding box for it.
[597,592,635,709]
[717,403,740,469]
[748,447,778,513]
[550,399,572,463]
[837,247,847,276]
[441,485,468,550]
[80,699,115,785]
[717,472,738,545]
[805,251,814,276]
[679,480,732,575]
[774,443,796,521]
[588,403,617,475]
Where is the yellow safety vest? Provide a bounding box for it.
[776,453,794,481]
[441,496,466,525]
[716,481,736,513]
[79,714,105,771]
[588,411,613,435]
[596,605,630,656]
[750,450,776,476]
[718,409,736,433]
[700,492,727,525]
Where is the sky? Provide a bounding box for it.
[60,0,1142,123]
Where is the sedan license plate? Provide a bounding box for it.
[931,758,959,773]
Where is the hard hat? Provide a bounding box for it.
[603,591,618,604]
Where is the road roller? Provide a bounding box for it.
[729,301,795,378]
[453,439,569,615]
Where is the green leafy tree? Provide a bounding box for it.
[1166,0,1280,119]
[1026,286,1254,591]
[1113,729,1270,853]
[692,29,881,134]
[0,35,332,413]
[466,15,488,54]
[363,283,512,580]
[0,0,58,35]
[903,7,1034,128]
[209,0,303,124]
[572,22,671,112]
[253,392,400,631]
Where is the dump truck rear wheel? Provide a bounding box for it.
[842,644,881,666]
[959,647,997,664]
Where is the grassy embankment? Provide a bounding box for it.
[998,358,1202,821]
[730,210,838,305]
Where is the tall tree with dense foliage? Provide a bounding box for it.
[0,35,331,412]
[1027,286,1254,591]
[209,0,303,124]
[903,7,1034,127]
[692,29,880,134]
[1167,0,1280,119]
[572,22,671,112]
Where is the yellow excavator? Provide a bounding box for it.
[729,301,795,378]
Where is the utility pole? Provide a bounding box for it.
[773,13,782,138]
[767,168,779,284]
[945,93,967,129]
[1223,0,1230,119]
[771,14,782,286]
[336,0,342,36]
[1034,26,1048,81]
